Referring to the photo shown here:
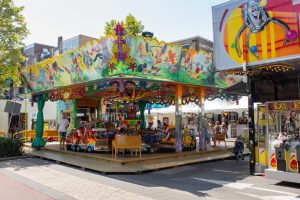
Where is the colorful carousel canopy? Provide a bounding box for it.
[21,23,241,102]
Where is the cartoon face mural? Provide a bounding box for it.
[235,0,295,58]
[244,0,268,33]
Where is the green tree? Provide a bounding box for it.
[104,14,144,36]
[0,0,28,90]
[104,19,117,36]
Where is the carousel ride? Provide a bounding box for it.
[21,22,241,152]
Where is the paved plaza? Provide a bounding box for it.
[0,157,299,200]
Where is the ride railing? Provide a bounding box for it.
[13,130,59,143]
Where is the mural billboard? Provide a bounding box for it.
[213,0,300,70]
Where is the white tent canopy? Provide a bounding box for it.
[149,96,248,114]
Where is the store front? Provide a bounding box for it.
[212,0,300,180]
[265,101,300,172]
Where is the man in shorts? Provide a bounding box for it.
[59,113,69,150]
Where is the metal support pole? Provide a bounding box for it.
[97,98,103,119]
[198,98,205,151]
[198,88,205,151]
[298,76,300,99]
[175,84,183,153]
[71,99,78,129]
[8,98,17,138]
[25,97,27,130]
[248,78,256,175]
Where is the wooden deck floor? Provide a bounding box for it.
[24,142,238,174]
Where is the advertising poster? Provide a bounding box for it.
[213,0,300,70]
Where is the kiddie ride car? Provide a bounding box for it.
[66,128,114,152]
[182,129,196,150]
[159,128,196,151]
[140,129,161,153]
[140,128,196,152]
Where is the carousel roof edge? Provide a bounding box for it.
[26,76,227,96]
[21,27,241,94]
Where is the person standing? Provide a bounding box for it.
[212,121,221,147]
[31,118,35,130]
[58,113,69,150]
[204,120,212,149]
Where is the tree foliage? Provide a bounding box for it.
[104,14,144,36]
[0,0,28,90]
[104,19,117,36]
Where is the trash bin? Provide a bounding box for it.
[296,145,300,173]
[275,143,290,172]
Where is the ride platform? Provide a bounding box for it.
[24,142,242,174]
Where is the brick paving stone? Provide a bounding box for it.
[0,173,53,200]
[3,160,153,200]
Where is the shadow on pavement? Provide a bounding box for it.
[104,156,251,198]
[0,157,52,172]
[0,154,251,199]
[275,181,300,189]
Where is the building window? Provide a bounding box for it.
[182,44,190,50]
[63,36,80,52]
[18,87,25,94]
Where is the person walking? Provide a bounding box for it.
[204,120,212,149]
[58,113,69,150]
[157,120,163,130]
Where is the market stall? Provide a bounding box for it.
[211,0,300,181]
[265,101,300,173]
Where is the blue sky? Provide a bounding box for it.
[15,0,228,46]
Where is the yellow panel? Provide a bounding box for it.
[268,12,276,58]
[259,148,267,166]
[261,28,268,60]
[227,8,244,64]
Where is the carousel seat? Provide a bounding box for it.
[112,135,141,158]
[212,132,227,148]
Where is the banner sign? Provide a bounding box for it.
[268,101,300,111]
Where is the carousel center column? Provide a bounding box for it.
[32,94,46,149]
[175,84,183,153]
[97,98,105,127]
[71,99,78,129]
[138,100,147,130]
